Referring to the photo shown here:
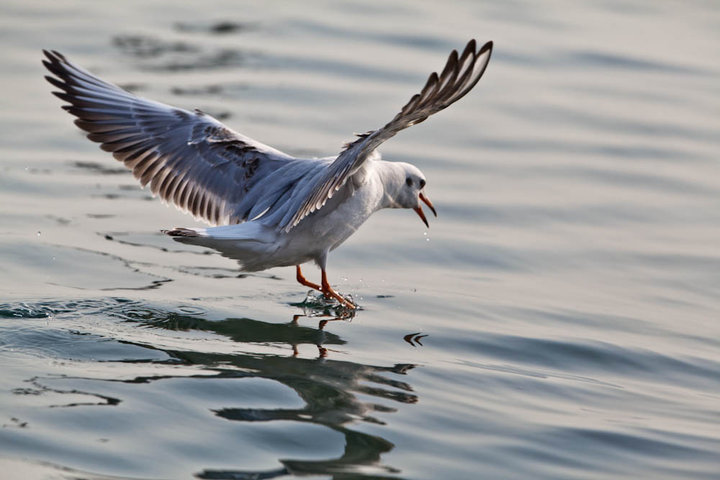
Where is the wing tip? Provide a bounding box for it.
[42,49,67,66]
[478,40,493,57]
[475,40,495,61]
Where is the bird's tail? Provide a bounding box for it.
[162,227,202,237]
[162,222,278,272]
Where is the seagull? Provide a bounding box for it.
[43,39,493,309]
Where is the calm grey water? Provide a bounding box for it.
[1,1,719,479]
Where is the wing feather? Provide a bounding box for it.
[43,49,298,226]
[283,39,493,231]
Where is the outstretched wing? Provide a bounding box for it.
[282,39,493,232]
[43,50,296,226]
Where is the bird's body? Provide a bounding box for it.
[43,39,493,308]
[175,158,409,271]
[178,161,371,272]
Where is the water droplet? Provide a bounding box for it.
[36,231,41,237]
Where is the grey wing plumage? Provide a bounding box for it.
[283,39,493,232]
[42,50,296,226]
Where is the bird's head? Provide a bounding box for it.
[385,162,437,228]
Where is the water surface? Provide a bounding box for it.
[1,1,719,479]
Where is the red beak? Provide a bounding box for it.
[414,206,429,228]
[420,192,437,217]
[413,192,437,228]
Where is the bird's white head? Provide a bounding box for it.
[382,162,437,228]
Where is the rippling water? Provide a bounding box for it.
[1,1,719,479]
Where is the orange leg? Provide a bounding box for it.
[321,269,356,309]
[296,265,321,291]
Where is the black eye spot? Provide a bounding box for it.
[419,179,426,189]
[406,177,413,187]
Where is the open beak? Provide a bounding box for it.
[413,192,437,228]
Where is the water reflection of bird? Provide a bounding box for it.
[43,40,493,308]
[117,305,417,477]
[124,305,348,359]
